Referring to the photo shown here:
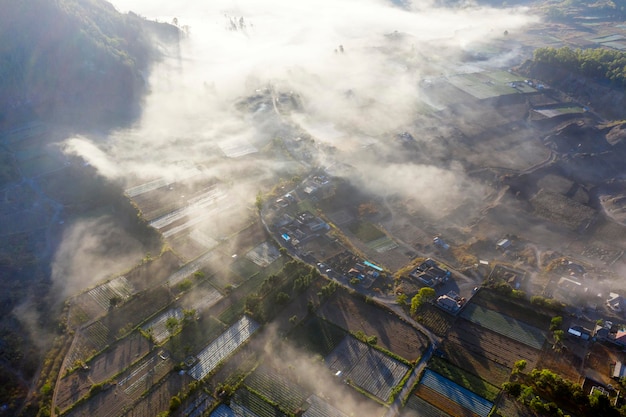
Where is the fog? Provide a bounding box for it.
[44,0,543,414]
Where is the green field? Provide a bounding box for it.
[447,72,516,100]
[427,357,500,402]
[460,304,546,350]
[349,221,385,243]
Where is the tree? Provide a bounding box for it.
[165,317,179,334]
[169,395,181,412]
[418,287,436,303]
[550,316,563,331]
[553,329,564,351]
[109,296,122,308]
[396,293,407,306]
[513,359,527,374]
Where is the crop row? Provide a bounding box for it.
[420,370,493,417]
[403,394,451,417]
[325,336,410,401]
[87,276,134,311]
[188,315,260,380]
[141,308,183,344]
[460,304,546,350]
[230,389,286,417]
[245,364,308,411]
[302,395,349,417]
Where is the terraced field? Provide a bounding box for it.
[418,370,493,417]
[427,357,500,402]
[245,364,309,412]
[403,394,451,417]
[302,395,349,417]
[231,389,286,417]
[460,304,546,350]
[141,308,183,344]
[446,320,540,369]
[188,315,260,380]
[325,336,410,402]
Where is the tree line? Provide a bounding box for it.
[533,46,626,87]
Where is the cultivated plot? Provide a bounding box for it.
[325,336,410,402]
[230,388,287,417]
[302,395,349,417]
[402,394,451,417]
[87,276,135,311]
[245,364,309,412]
[446,320,540,369]
[176,392,215,417]
[118,352,171,398]
[246,241,281,267]
[419,370,493,417]
[141,308,184,344]
[317,291,428,361]
[447,72,516,100]
[188,315,260,380]
[460,304,546,350]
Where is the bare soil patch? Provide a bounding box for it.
[446,319,541,370]
[317,290,428,361]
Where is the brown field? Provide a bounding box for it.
[440,341,511,387]
[65,385,131,417]
[56,332,151,412]
[317,289,429,361]
[414,386,479,417]
[88,331,151,383]
[416,304,456,337]
[446,320,541,370]
[536,345,582,384]
[123,372,192,417]
[125,250,182,291]
[495,393,539,417]
[585,343,622,386]
[55,371,93,413]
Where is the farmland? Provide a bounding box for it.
[290,316,348,357]
[427,357,500,402]
[317,290,429,361]
[446,320,541,369]
[230,388,287,417]
[325,336,410,402]
[56,331,151,411]
[403,394,451,417]
[302,395,349,417]
[122,372,192,417]
[439,340,511,387]
[418,370,494,417]
[460,304,546,350]
[141,308,183,344]
[245,364,309,413]
[188,315,260,380]
[470,290,551,331]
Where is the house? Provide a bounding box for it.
[568,325,591,340]
[496,239,512,250]
[613,361,626,380]
[607,293,624,313]
[610,330,626,347]
[437,295,460,313]
[595,325,610,341]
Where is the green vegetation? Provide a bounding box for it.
[410,287,436,315]
[428,357,500,402]
[503,368,626,417]
[348,221,385,243]
[534,46,626,88]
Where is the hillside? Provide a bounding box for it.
[0,0,179,129]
